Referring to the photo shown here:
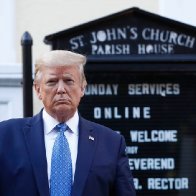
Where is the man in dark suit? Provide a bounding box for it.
[0,50,136,196]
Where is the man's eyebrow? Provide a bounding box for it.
[62,73,74,77]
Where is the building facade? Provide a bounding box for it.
[0,0,196,118]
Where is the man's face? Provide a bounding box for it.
[34,65,85,121]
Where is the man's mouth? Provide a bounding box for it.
[55,98,70,104]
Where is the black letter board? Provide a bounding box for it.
[44,7,196,195]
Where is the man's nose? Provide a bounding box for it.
[57,81,66,94]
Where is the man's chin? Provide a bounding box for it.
[55,104,69,112]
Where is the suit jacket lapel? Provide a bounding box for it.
[23,112,50,196]
[72,117,97,196]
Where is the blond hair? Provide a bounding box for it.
[34,50,87,84]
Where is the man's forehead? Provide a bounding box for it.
[42,67,78,77]
[46,72,74,77]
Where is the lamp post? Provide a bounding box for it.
[21,31,33,117]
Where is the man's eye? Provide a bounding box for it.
[66,79,74,85]
[46,80,56,85]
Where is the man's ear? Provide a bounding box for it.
[80,82,86,97]
[34,82,42,100]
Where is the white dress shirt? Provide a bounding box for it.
[42,109,79,185]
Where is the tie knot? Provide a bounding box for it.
[56,123,67,132]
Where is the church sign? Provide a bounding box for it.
[44,7,196,196]
[45,8,196,56]
[69,27,195,55]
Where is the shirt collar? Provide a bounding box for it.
[42,109,79,136]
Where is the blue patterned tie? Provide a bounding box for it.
[50,123,72,196]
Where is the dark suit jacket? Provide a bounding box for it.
[0,111,136,196]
